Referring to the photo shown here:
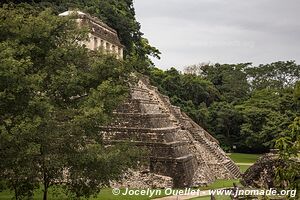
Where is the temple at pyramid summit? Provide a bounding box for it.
[60,11,241,188]
[59,10,124,59]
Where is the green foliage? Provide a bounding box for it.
[275,117,300,199]
[0,4,140,200]
[1,0,161,71]
[149,62,300,153]
[65,143,142,199]
[236,88,297,152]
[207,102,243,149]
[246,61,300,90]
[200,63,251,103]
[149,67,220,128]
[294,81,300,103]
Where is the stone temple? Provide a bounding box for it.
[59,10,124,59]
[102,77,241,188]
[61,11,241,188]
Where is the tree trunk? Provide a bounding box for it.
[41,146,49,200]
[14,187,18,200]
[43,172,49,200]
[43,185,48,200]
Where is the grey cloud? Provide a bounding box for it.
[134,0,300,70]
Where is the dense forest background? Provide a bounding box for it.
[147,62,300,153]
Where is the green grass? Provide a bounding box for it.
[190,179,243,200]
[228,153,261,174]
[190,178,245,200]
[0,180,240,200]
[199,179,241,190]
[228,153,261,163]
[0,153,261,199]
[0,179,244,200]
[190,196,211,200]
[0,190,14,200]
[0,187,67,200]
[98,188,166,200]
[0,178,246,200]
[0,188,167,200]
[238,165,251,173]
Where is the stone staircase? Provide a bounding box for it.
[139,77,241,179]
[101,75,240,188]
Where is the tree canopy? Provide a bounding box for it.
[0,4,142,200]
[0,0,161,68]
[148,62,300,153]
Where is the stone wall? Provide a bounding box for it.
[101,75,241,188]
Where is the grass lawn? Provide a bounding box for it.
[228,153,261,163]
[199,179,240,190]
[0,179,240,200]
[0,188,166,200]
[0,187,68,200]
[228,153,261,174]
[238,165,250,173]
[0,154,261,199]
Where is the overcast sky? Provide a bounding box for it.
[134,0,300,70]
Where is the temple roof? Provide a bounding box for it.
[59,10,86,16]
[59,10,124,47]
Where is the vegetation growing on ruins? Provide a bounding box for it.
[0,0,161,70]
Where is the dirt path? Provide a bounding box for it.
[235,163,254,165]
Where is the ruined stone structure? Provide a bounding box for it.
[242,151,300,189]
[59,11,124,59]
[102,76,241,188]
[110,169,173,189]
[242,153,279,189]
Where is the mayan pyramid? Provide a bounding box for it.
[101,76,241,188]
[57,13,240,187]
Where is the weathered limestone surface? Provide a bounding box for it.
[102,76,240,188]
[242,153,279,188]
[110,168,173,189]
